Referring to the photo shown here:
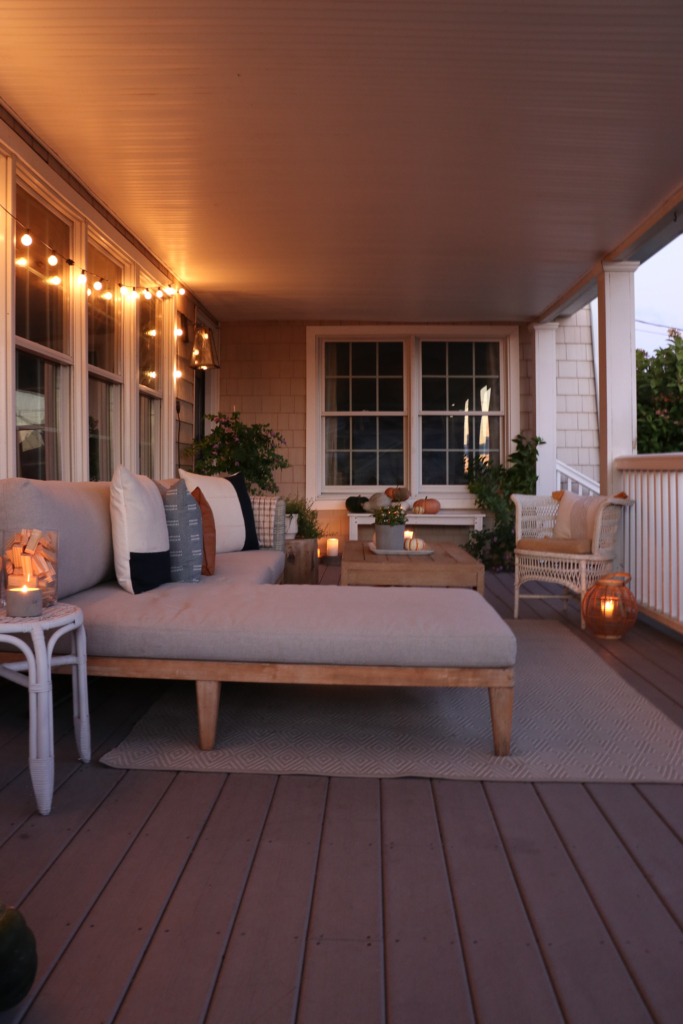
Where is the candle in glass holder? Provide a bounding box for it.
[6,585,42,617]
[404,530,414,540]
[327,538,339,558]
[602,597,615,618]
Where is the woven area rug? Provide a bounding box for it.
[101,621,683,782]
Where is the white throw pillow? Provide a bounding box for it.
[178,469,246,552]
[553,491,606,546]
[110,466,170,594]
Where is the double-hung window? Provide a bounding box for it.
[87,244,122,480]
[138,291,162,478]
[14,185,71,480]
[309,327,518,503]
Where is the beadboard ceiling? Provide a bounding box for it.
[1,1,682,322]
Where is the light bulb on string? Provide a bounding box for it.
[174,327,184,337]
[15,257,27,267]
[178,287,185,295]
[47,253,58,266]
[119,285,128,296]
[156,288,164,299]
[148,329,157,337]
[77,270,87,284]
[48,275,61,286]
[94,280,102,291]
[131,288,139,300]
[173,369,182,380]
[87,288,92,296]
[20,232,32,246]
[164,286,175,296]
[103,291,113,300]
[143,289,152,300]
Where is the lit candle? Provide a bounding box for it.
[603,597,615,618]
[327,538,339,558]
[6,585,42,617]
[404,530,414,540]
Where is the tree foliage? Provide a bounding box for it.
[464,434,544,571]
[637,331,683,454]
[184,411,289,495]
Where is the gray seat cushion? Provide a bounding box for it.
[213,550,284,585]
[68,582,516,668]
[0,478,114,599]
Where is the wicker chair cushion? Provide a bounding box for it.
[516,537,592,555]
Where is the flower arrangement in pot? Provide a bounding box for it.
[373,503,407,551]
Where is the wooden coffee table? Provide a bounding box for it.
[341,541,485,593]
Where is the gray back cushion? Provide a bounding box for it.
[0,478,114,599]
[163,479,203,583]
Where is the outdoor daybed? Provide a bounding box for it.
[0,478,516,756]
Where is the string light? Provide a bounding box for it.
[178,287,185,295]
[148,329,157,337]
[130,288,139,300]
[103,290,113,300]
[20,232,32,246]
[148,371,157,380]
[155,288,164,299]
[164,286,175,296]
[77,270,87,284]
[87,288,92,296]
[48,275,61,286]
[93,280,102,291]
[15,257,27,267]
[119,285,128,295]
[173,368,182,379]
[47,253,58,266]
[143,289,152,300]
[174,327,184,337]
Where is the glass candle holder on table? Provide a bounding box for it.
[2,529,58,615]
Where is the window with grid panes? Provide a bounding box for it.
[324,341,405,487]
[420,341,501,485]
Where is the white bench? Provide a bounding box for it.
[347,509,485,541]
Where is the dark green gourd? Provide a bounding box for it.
[0,903,38,1010]
[345,496,369,513]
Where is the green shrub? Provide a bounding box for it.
[637,331,683,453]
[184,411,289,495]
[284,496,325,539]
[464,434,544,571]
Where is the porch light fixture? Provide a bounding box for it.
[189,324,220,370]
[20,232,32,246]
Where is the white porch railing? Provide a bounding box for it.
[615,453,683,634]
[556,460,601,497]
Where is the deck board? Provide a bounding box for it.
[1,574,683,1024]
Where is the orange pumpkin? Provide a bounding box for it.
[385,486,410,502]
[413,498,440,515]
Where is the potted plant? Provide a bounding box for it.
[284,496,325,539]
[373,503,407,551]
[184,411,290,495]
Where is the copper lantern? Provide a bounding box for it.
[582,572,638,639]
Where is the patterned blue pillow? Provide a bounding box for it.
[163,479,203,583]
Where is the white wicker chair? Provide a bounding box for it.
[511,494,630,628]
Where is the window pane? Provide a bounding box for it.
[422,342,446,375]
[378,416,404,450]
[448,342,473,376]
[325,342,349,376]
[448,452,471,485]
[422,451,447,485]
[351,377,376,411]
[351,342,376,376]
[352,416,377,450]
[325,377,350,411]
[139,393,160,478]
[475,415,500,457]
[326,452,350,485]
[15,186,69,353]
[379,451,403,484]
[422,415,447,449]
[352,450,377,486]
[16,350,63,479]
[475,378,500,411]
[139,296,161,386]
[88,377,119,481]
[378,377,403,410]
[448,378,473,411]
[475,342,499,376]
[422,377,447,410]
[378,342,403,376]
[88,247,121,374]
[325,416,350,451]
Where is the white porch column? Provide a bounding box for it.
[531,321,559,495]
[598,261,639,495]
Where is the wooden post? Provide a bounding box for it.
[196,679,221,750]
[284,538,319,585]
[488,687,514,756]
[598,261,639,496]
[530,321,560,495]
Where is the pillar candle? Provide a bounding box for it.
[6,585,42,617]
[327,538,339,557]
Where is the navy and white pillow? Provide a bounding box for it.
[178,469,259,552]
[110,466,171,594]
[163,479,203,583]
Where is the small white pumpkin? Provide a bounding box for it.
[410,504,426,515]
[405,537,426,551]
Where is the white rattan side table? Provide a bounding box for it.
[0,602,90,815]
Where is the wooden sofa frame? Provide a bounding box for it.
[77,656,515,756]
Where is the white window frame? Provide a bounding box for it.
[306,324,520,510]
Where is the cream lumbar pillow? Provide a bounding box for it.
[553,491,607,549]
[110,465,171,594]
[178,469,247,552]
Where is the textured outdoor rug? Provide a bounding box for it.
[101,621,683,782]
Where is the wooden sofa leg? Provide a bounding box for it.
[196,680,221,750]
[489,687,513,756]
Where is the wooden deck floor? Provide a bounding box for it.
[2,573,683,1024]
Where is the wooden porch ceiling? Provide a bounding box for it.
[1,2,683,323]
[2,574,683,1022]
